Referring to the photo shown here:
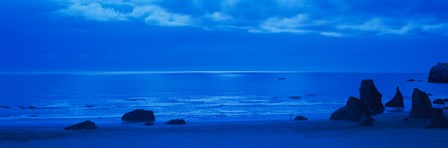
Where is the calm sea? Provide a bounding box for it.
[0,72,447,124]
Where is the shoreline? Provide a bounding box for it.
[1,112,448,147]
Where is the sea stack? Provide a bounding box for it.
[330,97,370,121]
[428,63,448,83]
[409,89,433,119]
[425,109,448,128]
[64,120,98,130]
[385,87,404,108]
[359,80,384,115]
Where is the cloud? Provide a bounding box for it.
[56,0,448,37]
[59,0,194,27]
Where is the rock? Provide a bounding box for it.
[359,80,385,115]
[330,97,370,121]
[443,98,448,102]
[288,96,301,99]
[385,87,405,108]
[407,79,416,82]
[294,116,308,121]
[433,99,445,105]
[144,122,154,126]
[358,113,374,126]
[428,63,448,83]
[64,120,97,130]
[425,109,448,128]
[166,119,186,125]
[0,106,11,109]
[121,109,155,122]
[409,88,433,119]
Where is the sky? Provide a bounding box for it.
[0,0,447,72]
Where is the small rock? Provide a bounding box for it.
[330,97,369,121]
[64,120,98,130]
[433,99,445,105]
[166,119,186,125]
[294,116,308,121]
[425,109,448,129]
[407,79,416,82]
[121,109,155,122]
[85,105,95,108]
[28,106,37,109]
[359,113,374,126]
[0,106,11,109]
[443,98,448,102]
[144,122,154,126]
[288,96,301,99]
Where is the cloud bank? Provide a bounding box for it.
[57,0,448,37]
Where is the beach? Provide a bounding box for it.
[1,112,447,148]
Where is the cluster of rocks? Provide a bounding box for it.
[64,109,187,130]
[330,80,382,126]
[330,78,448,128]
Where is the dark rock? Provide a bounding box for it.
[428,63,448,83]
[409,88,433,119]
[407,79,416,82]
[425,109,448,129]
[121,109,155,122]
[19,106,25,110]
[443,98,448,102]
[0,106,11,109]
[293,116,308,121]
[288,96,301,99]
[28,106,37,109]
[330,97,370,121]
[385,87,405,108]
[85,105,95,108]
[64,120,97,130]
[358,113,374,126]
[359,80,385,115]
[433,99,445,105]
[166,119,186,125]
[144,122,154,126]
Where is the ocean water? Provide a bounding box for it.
[0,72,447,124]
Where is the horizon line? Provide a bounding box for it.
[0,70,428,75]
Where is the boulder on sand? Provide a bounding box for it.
[359,80,385,115]
[64,120,97,130]
[330,97,370,121]
[121,109,155,122]
[409,89,433,119]
[428,63,448,83]
[166,119,187,125]
[425,109,448,129]
[293,116,308,121]
[385,87,404,108]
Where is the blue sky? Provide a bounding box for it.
[1,0,447,72]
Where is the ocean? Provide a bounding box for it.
[0,72,447,124]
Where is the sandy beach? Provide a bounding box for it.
[1,112,447,148]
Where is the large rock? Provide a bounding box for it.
[428,63,448,83]
[409,89,433,119]
[64,120,97,130]
[425,109,448,128]
[385,87,405,108]
[293,116,308,121]
[330,97,370,121]
[121,109,155,122]
[359,80,385,115]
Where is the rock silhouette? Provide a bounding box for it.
[358,113,374,126]
[294,116,308,121]
[428,63,448,83]
[64,120,97,130]
[359,80,384,115]
[331,97,370,121]
[409,89,433,119]
[433,99,445,105]
[385,87,404,108]
[425,109,448,128]
[166,119,187,125]
[121,109,155,122]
